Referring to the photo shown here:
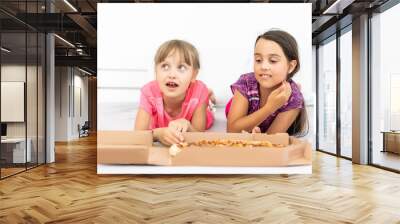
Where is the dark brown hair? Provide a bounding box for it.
[255,29,300,79]
[256,29,308,137]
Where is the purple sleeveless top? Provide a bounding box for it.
[228,72,304,133]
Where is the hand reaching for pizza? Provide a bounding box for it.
[241,127,261,134]
[168,118,191,133]
[154,127,184,146]
[154,118,191,146]
[252,126,261,133]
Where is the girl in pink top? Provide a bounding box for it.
[135,40,214,146]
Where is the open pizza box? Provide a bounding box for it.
[97,131,312,167]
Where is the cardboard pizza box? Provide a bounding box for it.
[156,132,310,166]
[97,130,152,164]
[97,131,312,167]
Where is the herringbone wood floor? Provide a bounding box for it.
[1,135,400,224]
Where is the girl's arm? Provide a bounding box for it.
[135,108,182,144]
[227,90,274,133]
[266,109,300,134]
[134,108,151,130]
[189,103,207,132]
[167,103,207,133]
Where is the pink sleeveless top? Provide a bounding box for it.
[139,80,214,130]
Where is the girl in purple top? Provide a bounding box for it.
[226,29,308,136]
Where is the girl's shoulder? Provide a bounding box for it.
[141,81,161,97]
[193,79,207,89]
[231,72,258,96]
[188,80,209,97]
[239,72,257,82]
[238,72,258,88]
[288,79,303,97]
[281,79,304,110]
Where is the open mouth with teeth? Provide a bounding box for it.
[166,81,179,88]
[259,74,272,78]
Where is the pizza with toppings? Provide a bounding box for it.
[169,139,284,156]
[178,139,284,148]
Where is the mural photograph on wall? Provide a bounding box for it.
[97,3,313,174]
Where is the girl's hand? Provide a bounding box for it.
[252,126,261,133]
[168,118,192,133]
[264,81,292,113]
[241,127,261,133]
[208,88,217,105]
[154,127,184,146]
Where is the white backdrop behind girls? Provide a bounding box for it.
[98,3,312,131]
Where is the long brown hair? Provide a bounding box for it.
[256,29,308,137]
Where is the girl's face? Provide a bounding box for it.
[253,38,297,89]
[156,51,197,99]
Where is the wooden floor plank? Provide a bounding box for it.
[1,134,400,223]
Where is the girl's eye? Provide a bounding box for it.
[178,65,187,71]
[255,59,262,63]
[161,64,169,70]
[270,59,278,63]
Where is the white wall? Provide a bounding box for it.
[72,72,89,138]
[98,3,312,131]
[1,82,24,122]
[1,64,46,163]
[55,67,89,141]
[1,65,34,137]
[1,65,26,141]
[55,67,69,141]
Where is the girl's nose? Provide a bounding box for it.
[261,62,270,70]
[167,70,177,79]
